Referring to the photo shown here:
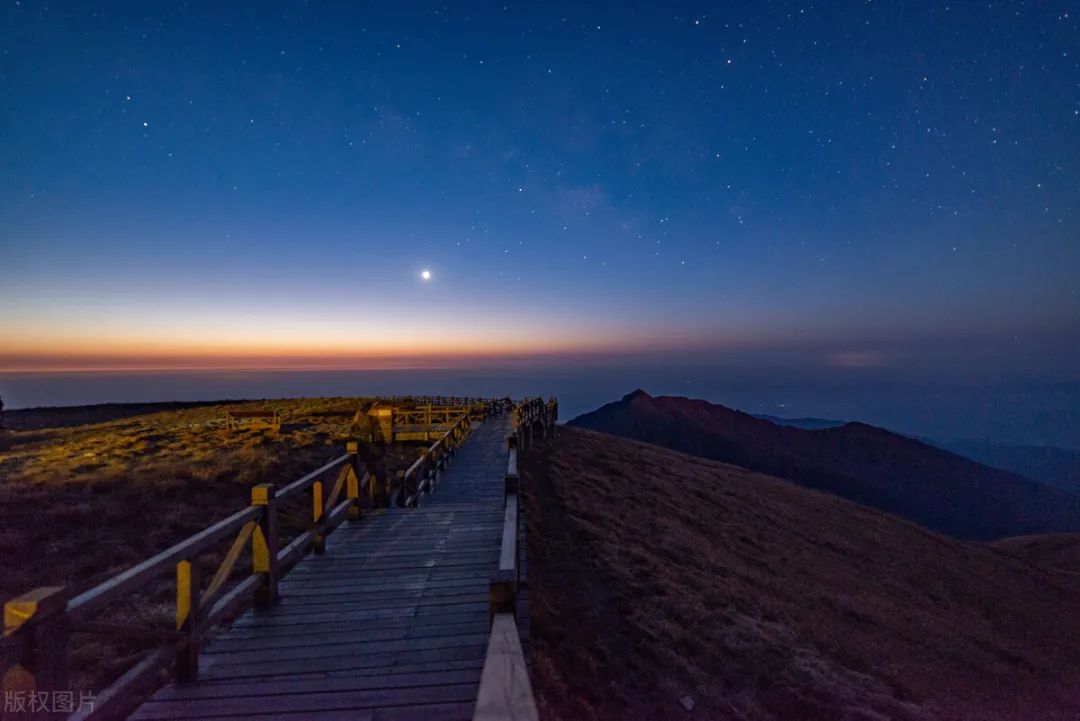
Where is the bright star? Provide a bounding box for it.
[420,270,432,281]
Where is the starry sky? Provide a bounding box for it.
[1,2,1078,441]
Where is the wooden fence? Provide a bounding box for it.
[223,409,280,432]
[0,403,485,721]
[353,398,507,444]
[474,396,557,721]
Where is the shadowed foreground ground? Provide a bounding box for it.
[523,426,1080,721]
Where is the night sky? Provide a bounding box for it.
[1,2,1078,442]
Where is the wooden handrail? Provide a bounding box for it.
[498,493,518,574]
[402,413,472,507]
[473,612,540,721]
[276,453,350,499]
[68,505,261,622]
[476,397,556,721]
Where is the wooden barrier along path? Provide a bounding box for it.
[128,410,526,721]
[2,396,555,721]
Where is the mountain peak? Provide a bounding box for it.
[622,389,653,402]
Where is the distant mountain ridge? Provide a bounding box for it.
[752,413,846,430]
[568,390,1080,540]
[757,411,1080,496]
[934,439,1080,496]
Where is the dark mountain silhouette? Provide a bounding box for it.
[568,389,1080,540]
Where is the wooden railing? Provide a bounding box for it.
[386,396,509,422]
[0,402,488,721]
[396,413,472,508]
[394,406,475,428]
[354,397,507,445]
[475,397,556,721]
[387,395,503,408]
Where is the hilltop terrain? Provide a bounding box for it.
[2,400,245,431]
[523,426,1080,721]
[569,390,1080,539]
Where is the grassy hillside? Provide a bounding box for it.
[523,426,1080,721]
[992,533,1080,575]
[0,398,416,691]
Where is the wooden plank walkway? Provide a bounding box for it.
[130,413,513,721]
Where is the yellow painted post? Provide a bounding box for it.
[2,586,69,701]
[251,484,280,608]
[176,560,201,680]
[312,480,326,554]
[346,442,361,522]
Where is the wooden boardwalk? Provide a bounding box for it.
[130,414,514,721]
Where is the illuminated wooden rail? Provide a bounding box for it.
[387,395,507,410]
[396,413,472,507]
[223,409,280,432]
[475,397,557,721]
[353,397,509,444]
[0,403,481,721]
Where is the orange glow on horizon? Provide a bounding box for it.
[0,306,718,371]
[0,333,703,372]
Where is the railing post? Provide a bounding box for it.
[550,398,559,441]
[312,480,326,554]
[2,586,70,716]
[359,450,389,508]
[346,442,362,522]
[393,470,406,508]
[489,569,516,619]
[506,434,519,495]
[176,559,201,681]
[251,483,280,608]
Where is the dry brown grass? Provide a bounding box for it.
[524,426,1080,721]
[0,397,423,692]
[991,533,1080,575]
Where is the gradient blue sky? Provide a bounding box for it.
[1,2,1078,440]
